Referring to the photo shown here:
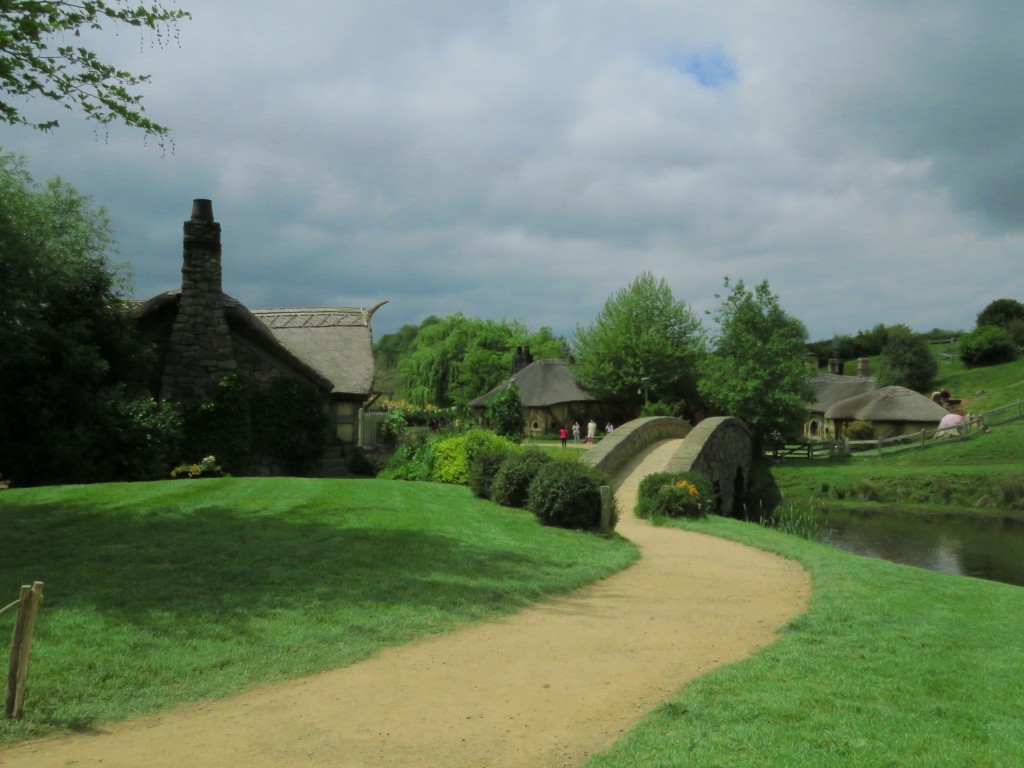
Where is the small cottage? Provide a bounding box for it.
[469,349,624,435]
[133,199,383,446]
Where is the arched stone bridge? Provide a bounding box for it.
[579,416,756,517]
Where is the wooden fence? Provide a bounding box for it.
[4,581,44,719]
[768,400,1024,460]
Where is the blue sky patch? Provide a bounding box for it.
[665,45,738,88]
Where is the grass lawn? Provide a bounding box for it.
[0,477,637,744]
[773,410,1024,514]
[586,515,1024,768]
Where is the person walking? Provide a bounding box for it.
[559,425,568,448]
[586,419,597,445]
[572,421,581,444]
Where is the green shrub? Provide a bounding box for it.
[527,461,613,530]
[959,325,1020,367]
[430,429,517,485]
[846,420,874,440]
[182,372,253,475]
[491,448,552,508]
[378,431,436,481]
[468,444,518,498]
[486,382,525,442]
[252,378,328,475]
[634,471,713,519]
[377,409,408,445]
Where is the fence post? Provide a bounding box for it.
[600,486,613,533]
[5,581,43,719]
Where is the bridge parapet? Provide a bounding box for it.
[580,416,692,479]
[663,416,755,517]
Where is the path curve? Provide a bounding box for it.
[2,440,810,768]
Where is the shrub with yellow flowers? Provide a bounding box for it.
[635,471,714,519]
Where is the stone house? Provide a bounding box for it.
[468,348,625,435]
[132,199,383,446]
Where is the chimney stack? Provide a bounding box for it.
[161,199,237,403]
[857,357,871,378]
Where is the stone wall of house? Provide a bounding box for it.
[663,416,755,517]
[160,200,237,404]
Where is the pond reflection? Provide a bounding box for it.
[818,510,1024,587]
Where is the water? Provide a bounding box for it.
[818,509,1024,587]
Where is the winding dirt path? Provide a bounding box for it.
[2,440,810,768]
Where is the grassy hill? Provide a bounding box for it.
[777,355,1024,513]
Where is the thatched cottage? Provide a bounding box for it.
[469,349,624,435]
[133,199,383,445]
[824,386,949,439]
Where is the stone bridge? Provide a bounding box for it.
[580,416,756,516]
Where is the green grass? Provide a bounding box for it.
[586,515,1024,768]
[0,477,637,743]
[774,402,1024,513]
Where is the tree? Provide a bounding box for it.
[959,325,1020,368]
[977,298,1024,328]
[0,151,169,484]
[396,314,568,408]
[698,278,813,442]
[876,325,938,392]
[0,1,189,139]
[571,272,706,415]
[486,381,525,442]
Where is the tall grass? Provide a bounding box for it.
[0,478,637,744]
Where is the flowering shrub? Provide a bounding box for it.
[170,455,222,479]
[634,471,712,519]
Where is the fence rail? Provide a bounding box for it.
[768,400,1024,460]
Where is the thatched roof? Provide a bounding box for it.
[469,359,597,409]
[807,373,876,413]
[251,306,383,397]
[133,294,380,398]
[825,386,948,423]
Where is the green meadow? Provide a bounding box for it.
[0,478,636,744]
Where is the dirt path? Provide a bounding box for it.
[2,440,810,768]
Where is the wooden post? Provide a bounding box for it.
[5,582,43,719]
[5,586,30,719]
[600,486,612,533]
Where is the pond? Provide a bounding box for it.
[818,509,1024,588]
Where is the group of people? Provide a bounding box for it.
[558,419,614,447]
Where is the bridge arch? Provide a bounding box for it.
[582,415,755,517]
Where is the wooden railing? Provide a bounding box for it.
[768,400,1024,460]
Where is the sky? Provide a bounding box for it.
[4,1,1023,344]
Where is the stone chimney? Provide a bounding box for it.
[511,345,535,375]
[857,357,871,378]
[160,199,237,404]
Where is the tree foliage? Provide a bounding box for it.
[571,272,706,415]
[394,314,568,408]
[485,381,525,442]
[977,298,1024,329]
[0,1,189,138]
[698,278,812,441]
[876,325,938,392]
[959,325,1020,368]
[0,151,164,484]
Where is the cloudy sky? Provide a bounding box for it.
[4,1,1023,343]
